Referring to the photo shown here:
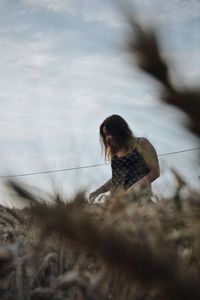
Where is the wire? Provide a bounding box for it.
[0,147,199,179]
[158,147,200,157]
[0,163,110,179]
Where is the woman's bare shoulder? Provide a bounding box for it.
[137,137,155,151]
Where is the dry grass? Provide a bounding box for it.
[0,180,200,300]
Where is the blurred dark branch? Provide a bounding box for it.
[163,89,200,135]
[126,13,200,137]
[128,20,172,89]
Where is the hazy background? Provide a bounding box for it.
[0,0,199,206]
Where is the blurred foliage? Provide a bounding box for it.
[0,180,199,300]
[126,14,200,137]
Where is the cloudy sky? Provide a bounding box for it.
[0,0,199,206]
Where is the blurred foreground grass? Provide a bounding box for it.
[0,183,200,300]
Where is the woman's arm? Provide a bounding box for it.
[127,138,160,195]
[89,179,112,202]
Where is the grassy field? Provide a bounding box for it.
[0,181,200,300]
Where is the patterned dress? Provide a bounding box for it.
[111,140,151,197]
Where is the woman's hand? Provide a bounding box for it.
[89,179,112,203]
[89,190,100,202]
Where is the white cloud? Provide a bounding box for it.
[22,0,72,12]
[20,0,200,31]
[0,23,31,34]
[22,0,126,28]
[0,37,55,68]
[132,0,200,24]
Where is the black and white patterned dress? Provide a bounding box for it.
[111,146,150,192]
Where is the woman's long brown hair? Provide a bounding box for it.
[100,115,135,160]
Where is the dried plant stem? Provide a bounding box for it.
[58,234,65,275]
[14,250,24,300]
[30,253,57,289]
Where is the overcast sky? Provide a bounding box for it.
[0,0,199,206]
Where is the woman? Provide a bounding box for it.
[89,115,160,203]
